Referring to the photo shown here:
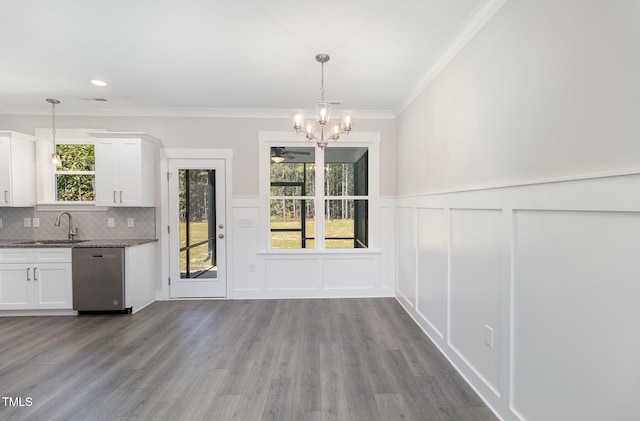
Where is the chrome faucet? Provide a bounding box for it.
[55,212,78,240]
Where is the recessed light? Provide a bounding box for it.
[90,79,108,87]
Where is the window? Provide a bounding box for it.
[270,147,316,248]
[324,147,368,248]
[54,143,95,201]
[268,144,370,250]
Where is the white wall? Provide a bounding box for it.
[396,1,640,420]
[397,0,640,196]
[0,115,397,197]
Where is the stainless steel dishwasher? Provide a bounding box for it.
[72,247,127,312]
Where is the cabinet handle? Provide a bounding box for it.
[3,190,7,203]
[120,191,123,203]
[113,191,117,203]
[34,268,38,281]
[26,268,31,281]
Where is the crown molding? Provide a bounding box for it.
[394,0,508,115]
[0,105,396,120]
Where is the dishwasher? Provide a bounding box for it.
[72,247,128,312]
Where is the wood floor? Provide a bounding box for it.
[0,298,497,421]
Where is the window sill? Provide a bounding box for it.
[35,202,108,212]
[258,249,381,256]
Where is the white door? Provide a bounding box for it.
[169,159,227,298]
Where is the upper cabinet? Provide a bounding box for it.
[92,133,160,207]
[0,131,36,207]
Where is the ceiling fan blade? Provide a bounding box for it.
[286,150,311,155]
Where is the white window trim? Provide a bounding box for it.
[258,131,380,253]
[34,128,106,209]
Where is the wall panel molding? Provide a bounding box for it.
[395,173,640,421]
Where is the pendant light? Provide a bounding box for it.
[47,98,61,166]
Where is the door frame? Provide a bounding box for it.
[159,148,233,300]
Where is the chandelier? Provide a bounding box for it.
[46,98,61,166]
[292,53,353,148]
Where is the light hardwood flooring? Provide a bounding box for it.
[0,298,497,420]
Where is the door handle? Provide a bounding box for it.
[4,190,8,203]
[34,267,38,281]
[26,268,31,281]
[120,191,123,203]
[113,191,117,203]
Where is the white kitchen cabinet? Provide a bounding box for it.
[0,248,72,310]
[0,131,36,207]
[92,132,160,207]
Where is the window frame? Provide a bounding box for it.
[259,131,380,253]
[34,128,105,209]
[53,141,96,202]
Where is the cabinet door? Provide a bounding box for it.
[0,138,11,206]
[117,139,143,206]
[0,264,31,310]
[94,139,120,206]
[32,263,73,309]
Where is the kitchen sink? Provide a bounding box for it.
[16,239,87,245]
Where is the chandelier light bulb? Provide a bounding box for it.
[330,122,341,140]
[304,121,316,139]
[341,111,353,133]
[292,111,305,132]
[316,102,331,126]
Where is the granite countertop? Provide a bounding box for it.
[0,239,158,248]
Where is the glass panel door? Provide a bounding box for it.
[169,159,226,298]
[180,169,216,279]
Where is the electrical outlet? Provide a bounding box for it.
[248,263,256,272]
[484,325,494,349]
[23,218,31,228]
[127,218,135,227]
[32,218,40,228]
[108,217,115,228]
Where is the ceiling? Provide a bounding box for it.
[0,0,494,117]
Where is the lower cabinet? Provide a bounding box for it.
[0,248,72,310]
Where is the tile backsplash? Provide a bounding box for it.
[0,207,156,241]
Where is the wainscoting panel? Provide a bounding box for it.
[511,210,640,421]
[396,206,417,306]
[449,208,502,396]
[323,257,378,290]
[230,202,261,292]
[395,173,640,421]
[416,207,447,338]
[265,258,321,290]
